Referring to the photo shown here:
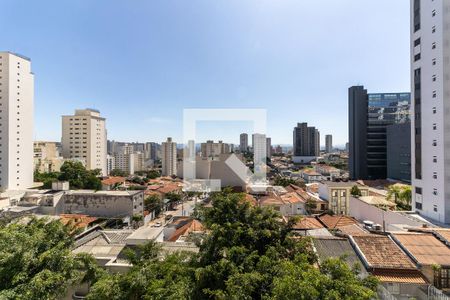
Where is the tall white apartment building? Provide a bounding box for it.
[162,137,177,176]
[252,133,267,172]
[325,135,333,153]
[61,109,107,176]
[0,52,34,191]
[411,0,450,223]
[239,133,248,152]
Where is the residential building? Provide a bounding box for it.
[252,133,267,172]
[315,164,341,181]
[348,86,410,180]
[161,137,177,176]
[113,146,143,175]
[144,142,161,161]
[386,123,411,182]
[0,52,34,191]
[239,133,248,152]
[318,181,369,215]
[34,141,65,173]
[292,122,320,164]
[61,109,107,175]
[411,0,450,224]
[393,232,450,289]
[350,235,427,298]
[200,140,230,158]
[325,134,333,153]
[301,169,322,183]
[266,137,272,159]
[106,154,115,175]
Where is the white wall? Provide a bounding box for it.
[349,197,424,230]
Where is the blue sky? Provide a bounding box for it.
[0,0,410,146]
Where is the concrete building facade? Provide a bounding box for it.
[34,141,65,173]
[387,123,411,182]
[0,52,34,191]
[239,133,248,152]
[325,134,333,153]
[348,86,410,180]
[61,109,107,176]
[411,0,450,223]
[162,137,177,176]
[292,122,320,163]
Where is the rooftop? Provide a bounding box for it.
[352,235,416,270]
[318,214,359,229]
[393,233,450,266]
[292,216,324,230]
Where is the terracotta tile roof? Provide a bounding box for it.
[292,217,324,230]
[393,233,450,266]
[337,224,369,236]
[157,183,181,194]
[280,191,305,204]
[434,229,450,245]
[352,235,416,269]
[101,176,126,186]
[259,195,283,206]
[303,169,321,176]
[167,219,204,242]
[318,214,359,229]
[372,269,427,284]
[60,214,97,229]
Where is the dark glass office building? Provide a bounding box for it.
[349,86,410,180]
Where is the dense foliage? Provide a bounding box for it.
[273,175,304,188]
[387,184,412,210]
[0,218,103,299]
[34,161,102,190]
[89,190,378,299]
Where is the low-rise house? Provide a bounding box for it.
[291,216,325,236]
[101,176,126,191]
[313,236,368,278]
[318,181,369,215]
[259,190,306,216]
[315,165,341,181]
[317,214,359,230]
[393,232,450,291]
[301,169,322,183]
[59,214,98,231]
[350,234,428,298]
[285,184,328,213]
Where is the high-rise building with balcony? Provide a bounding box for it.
[161,137,177,176]
[61,109,107,175]
[410,0,450,223]
[325,135,333,153]
[0,52,34,190]
[239,133,248,152]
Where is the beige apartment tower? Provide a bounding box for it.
[61,109,107,175]
[161,137,177,176]
[0,52,34,191]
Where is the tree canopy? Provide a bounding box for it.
[88,189,378,299]
[0,218,103,299]
[34,161,102,190]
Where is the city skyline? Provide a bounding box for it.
[1,0,410,145]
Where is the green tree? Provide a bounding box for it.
[387,184,412,210]
[144,194,162,215]
[0,217,103,300]
[34,170,59,189]
[58,161,102,190]
[109,169,128,177]
[350,185,362,197]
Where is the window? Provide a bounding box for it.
[432,75,437,81]
[434,204,438,211]
[414,53,421,61]
[415,187,422,194]
[433,140,437,146]
[433,58,437,65]
[432,9,436,17]
[414,38,421,47]
[432,42,437,49]
[433,189,438,196]
[433,123,437,130]
[433,107,437,114]
[432,25,436,33]
[433,172,437,179]
[433,91,437,98]
[433,156,437,163]
[415,202,422,210]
